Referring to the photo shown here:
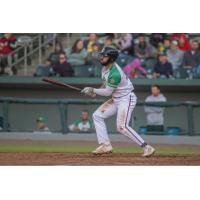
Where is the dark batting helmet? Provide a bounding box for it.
[99,47,119,62]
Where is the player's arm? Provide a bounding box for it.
[81,85,114,97]
[81,73,120,97]
[93,86,114,96]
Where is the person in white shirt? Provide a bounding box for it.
[167,40,184,75]
[144,85,167,132]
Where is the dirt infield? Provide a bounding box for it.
[0,152,200,165]
[0,139,200,165]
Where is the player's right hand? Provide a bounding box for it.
[81,87,95,97]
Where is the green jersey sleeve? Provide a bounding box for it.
[107,64,121,88]
[107,71,121,88]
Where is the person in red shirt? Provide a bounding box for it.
[171,33,191,51]
[0,33,17,55]
[0,33,17,74]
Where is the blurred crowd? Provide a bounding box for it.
[39,33,200,79]
[1,33,200,79]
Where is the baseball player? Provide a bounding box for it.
[81,47,155,157]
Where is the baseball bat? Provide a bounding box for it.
[42,77,82,91]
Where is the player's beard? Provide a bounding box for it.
[100,58,113,66]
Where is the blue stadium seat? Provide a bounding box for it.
[145,58,157,71]
[35,65,52,77]
[73,65,95,77]
[178,68,194,79]
[0,116,3,130]
[166,127,181,135]
[94,65,103,77]
[116,54,134,68]
[138,126,147,135]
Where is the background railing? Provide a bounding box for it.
[1,34,57,76]
[0,97,199,135]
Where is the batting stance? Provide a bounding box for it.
[81,47,155,157]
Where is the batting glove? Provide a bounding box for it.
[81,87,95,96]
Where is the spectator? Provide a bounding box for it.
[123,58,147,78]
[68,110,93,133]
[153,53,173,78]
[167,40,184,72]
[34,117,51,134]
[171,33,182,40]
[87,43,101,64]
[84,33,98,53]
[134,34,156,60]
[104,36,118,49]
[117,33,133,54]
[163,37,171,50]
[144,85,167,132]
[171,33,188,41]
[105,33,116,38]
[0,33,17,55]
[53,53,74,77]
[87,43,102,75]
[158,37,171,54]
[172,33,191,51]
[182,39,200,69]
[46,42,64,67]
[65,39,88,66]
[150,33,166,48]
[0,33,17,74]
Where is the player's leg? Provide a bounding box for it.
[116,93,155,157]
[92,99,117,154]
[116,94,146,146]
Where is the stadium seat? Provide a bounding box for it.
[144,58,157,73]
[0,116,3,130]
[166,127,181,135]
[178,68,193,79]
[138,126,147,135]
[93,63,103,77]
[139,125,165,135]
[116,54,134,68]
[73,65,95,77]
[34,65,52,77]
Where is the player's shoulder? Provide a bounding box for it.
[107,63,122,87]
[109,63,121,77]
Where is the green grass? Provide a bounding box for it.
[0,144,200,156]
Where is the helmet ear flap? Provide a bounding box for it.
[110,57,115,62]
[109,52,118,62]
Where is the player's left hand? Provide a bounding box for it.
[81,87,95,97]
